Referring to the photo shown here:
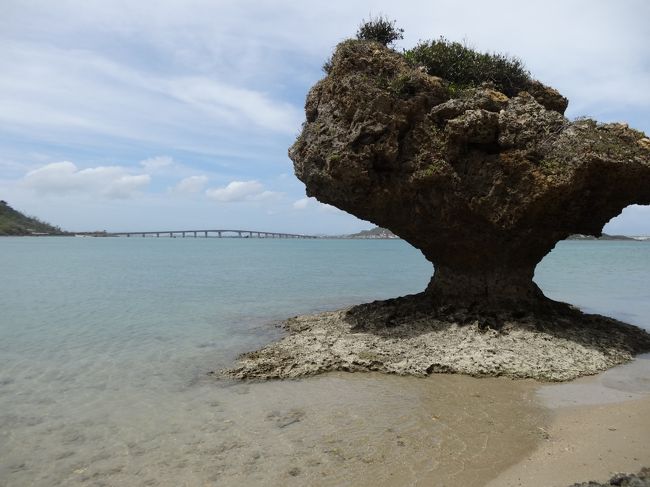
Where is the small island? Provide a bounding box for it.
[346,226,397,238]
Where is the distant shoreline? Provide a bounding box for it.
[2,234,650,241]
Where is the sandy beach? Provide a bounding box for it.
[488,354,650,486]
[487,397,650,486]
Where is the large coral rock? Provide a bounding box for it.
[222,40,650,383]
[290,40,650,312]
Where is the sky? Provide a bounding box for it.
[0,0,649,235]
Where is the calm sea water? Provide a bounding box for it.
[1,237,649,486]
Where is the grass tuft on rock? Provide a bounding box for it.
[355,15,404,47]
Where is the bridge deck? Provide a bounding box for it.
[100,229,317,239]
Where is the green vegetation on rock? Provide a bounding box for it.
[0,201,66,236]
[325,18,532,97]
[403,38,531,96]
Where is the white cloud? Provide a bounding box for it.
[205,180,282,203]
[318,202,341,213]
[165,77,302,134]
[292,196,342,213]
[141,156,174,172]
[206,180,263,202]
[172,175,208,194]
[292,197,311,210]
[255,190,284,202]
[0,41,302,155]
[23,161,150,199]
[103,174,151,199]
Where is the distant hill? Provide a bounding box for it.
[566,233,635,241]
[347,227,398,239]
[0,201,66,236]
[346,228,641,241]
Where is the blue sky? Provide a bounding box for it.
[1,0,649,234]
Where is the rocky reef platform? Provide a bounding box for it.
[223,295,650,382]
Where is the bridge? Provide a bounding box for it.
[98,229,318,239]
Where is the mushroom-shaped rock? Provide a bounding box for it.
[290,40,650,314]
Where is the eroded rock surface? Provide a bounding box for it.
[224,298,650,381]
[289,40,650,311]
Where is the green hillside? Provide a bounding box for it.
[0,200,66,236]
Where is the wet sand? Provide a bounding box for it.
[209,356,650,487]
[2,356,648,487]
[199,373,548,487]
[0,371,546,487]
[487,397,650,487]
[488,354,650,487]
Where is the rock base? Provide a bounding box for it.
[222,295,650,382]
[570,467,650,486]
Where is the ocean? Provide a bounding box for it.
[1,237,649,486]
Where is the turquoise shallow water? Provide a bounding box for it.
[536,240,650,329]
[0,237,434,379]
[0,237,649,486]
